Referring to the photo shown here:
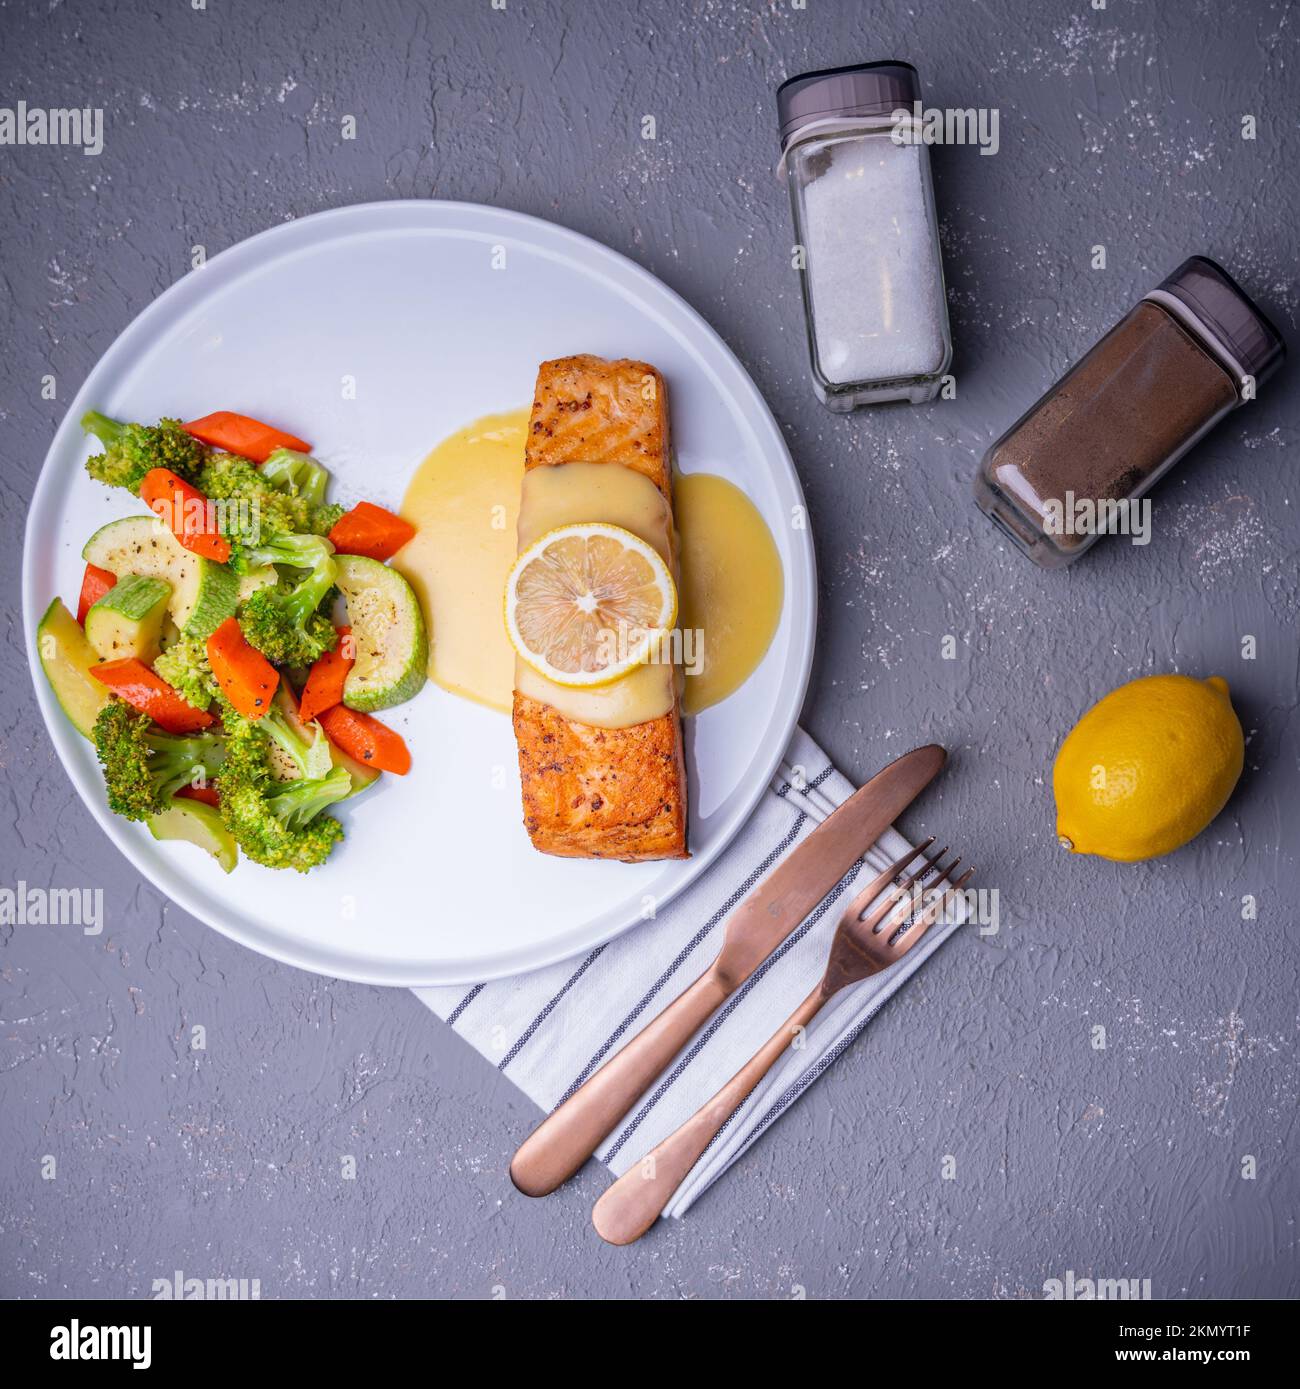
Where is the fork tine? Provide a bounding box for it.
[838,839,934,929]
[863,843,949,933]
[909,843,948,882]
[894,841,950,897]
[889,867,975,952]
[877,853,958,934]
[933,855,961,884]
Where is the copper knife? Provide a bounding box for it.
[509,743,946,1197]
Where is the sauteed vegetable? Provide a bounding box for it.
[38,408,428,874]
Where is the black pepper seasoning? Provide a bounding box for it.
[975,257,1285,567]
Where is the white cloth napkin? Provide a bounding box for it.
[413,728,967,1218]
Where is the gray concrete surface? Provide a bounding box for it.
[2,0,1296,1300]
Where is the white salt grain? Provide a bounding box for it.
[803,137,948,385]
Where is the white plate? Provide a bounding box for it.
[23,201,815,985]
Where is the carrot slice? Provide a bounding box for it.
[139,468,230,563]
[298,625,354,723]
[90,659,215,734]
[175,784,221,807]
[77,563,117,625]
[206,617,280,720]
[183,411,310,464]
[318,704,410,775]
[328,502,417,561]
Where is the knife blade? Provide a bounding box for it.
[510,743,946,1196]
[714,742,946,984]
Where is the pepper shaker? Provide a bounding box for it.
[778,61,953,410]
[975,256,1286,567]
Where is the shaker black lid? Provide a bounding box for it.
[777,61,921,149]
[1154,256,1286,387]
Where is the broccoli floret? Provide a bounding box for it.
[240,591,337,667]
[228,529,335,576]
[265,766,353,832]
[216,711,347,872]
[236,806,343,872]
[82,412,208,495]
[260,448,342,534]
[260,700,334,778]
[153,635,217,712]
[232,532,340,667]
[197,453,315,542]
[197,453,342,544]
[261,447,330,506]
[308,501,346,537]
[92,699,226,821]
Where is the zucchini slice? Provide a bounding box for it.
[82,516,237,639]
[36,598,110,739]
[334,555,428,711]
[148,800,238,874]
[84,574,171,663]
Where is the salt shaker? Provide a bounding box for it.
[975,257,1286,568]
[778,61,953,410]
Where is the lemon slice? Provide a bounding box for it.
[505,523,678,688]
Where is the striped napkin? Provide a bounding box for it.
[413,728,966,1218]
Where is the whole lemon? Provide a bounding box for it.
[1053,674,1244,862]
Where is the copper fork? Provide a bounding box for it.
[591,842,974,1245]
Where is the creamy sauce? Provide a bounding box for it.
[516,462,674,554]
[400,411,783,724]
[515,655,676,728]
[675,473,784,715]
[398,411,524,712]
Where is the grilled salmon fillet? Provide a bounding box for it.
[513,354,689,861]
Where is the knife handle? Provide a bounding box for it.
[509,967,731,1198]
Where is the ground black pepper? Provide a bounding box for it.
[984,303,1237,552]
[975,257,1284,568]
